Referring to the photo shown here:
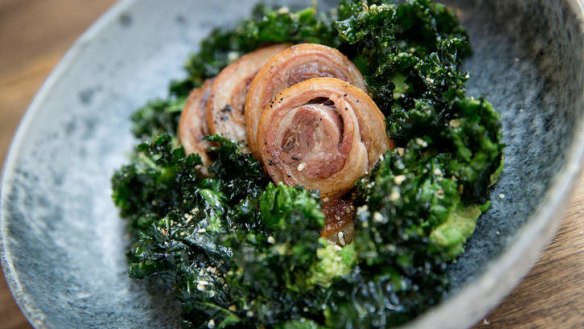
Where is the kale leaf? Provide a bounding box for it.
[131,97,186,141]
[171,6,340,98]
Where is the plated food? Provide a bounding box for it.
[112,0,504,328]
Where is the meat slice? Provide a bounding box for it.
[178,80,213,165]
[245,43,367,159]
[206,44,290,150]
[257,77,391,198]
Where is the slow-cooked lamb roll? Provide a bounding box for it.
[206,44,290,149]
[178,80,213,165]
[245,43,367,158]
[257,77,391,198]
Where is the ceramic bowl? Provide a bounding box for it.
[1,0,584,328]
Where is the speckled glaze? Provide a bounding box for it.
[1,0,583,328]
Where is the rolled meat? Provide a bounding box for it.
[257,77,391,198]
[206,44,290,149]
[178,80,213,165]
[245,43,367,158]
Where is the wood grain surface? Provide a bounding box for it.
[0,1,582,328]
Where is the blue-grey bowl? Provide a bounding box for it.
[2,0,584,328]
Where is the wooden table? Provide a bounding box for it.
[0,1,582,328]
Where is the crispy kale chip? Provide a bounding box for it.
[221,183,327,327]
[112,134,203,223]
[112,136,353,328]
[171,6,340,97]
[131,97,186,141]
[337,0,503,203]
[217,183,358,328]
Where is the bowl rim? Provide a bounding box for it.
[1,0,584,328]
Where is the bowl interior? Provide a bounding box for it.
[1,0,583,328]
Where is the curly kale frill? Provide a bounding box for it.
[172,5,340,97]
[112,136,355,328]
[129,6,338,143]
[336,0,503,203]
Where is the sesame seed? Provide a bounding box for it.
[390,189,401,201]
[499,193,505,199]
[338,232,346,246]
[297,163,306,171]
[227,51,239,62]
[267,236,275,244]
[373,212,384,223]
[415,138,428,147]
[356,205,368,216]
[208,319,216,329]
[393,175,406,185]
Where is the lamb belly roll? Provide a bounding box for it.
[206,44,290,149]
[246,43,367,158]
[178,80,213,165]
[257,77,391,198]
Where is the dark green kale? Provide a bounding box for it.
[131,97,186,141]
[216,183,359,328]
[220,183,326,327]
[206,135,270,202]
[112,134,202,224]
[171,6,340,98]
[112,135,351,328]
[112,1,504,328]
[336,0,502,203]
[337,0,471,116]
[111,135,262,327]
[324,143,480,328]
